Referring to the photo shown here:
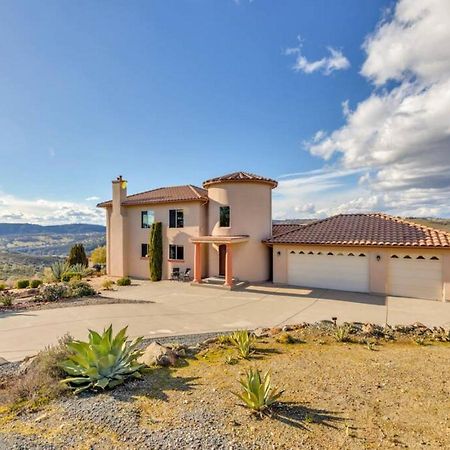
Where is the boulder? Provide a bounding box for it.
[138,342,177,367]
[253,327,269,338]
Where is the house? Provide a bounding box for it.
[98,171,450,302]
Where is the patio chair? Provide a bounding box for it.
[170,267,180,281]
[181,268,191,282]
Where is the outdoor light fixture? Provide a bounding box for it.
[376,255,381,261]
[277,251,281,256]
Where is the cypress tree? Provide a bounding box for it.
[68,243,88,267]
[148,222,162,281]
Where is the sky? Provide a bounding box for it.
[0,0,449,225]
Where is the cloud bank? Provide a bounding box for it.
[276,0,450,219]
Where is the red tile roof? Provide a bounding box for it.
[203,171,278,188]
[272,223,308,236]
[97,185,208,207]
[266,214,450,248]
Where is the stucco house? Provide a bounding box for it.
[98,171,450,302]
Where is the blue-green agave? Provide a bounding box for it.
[60,325,146,394]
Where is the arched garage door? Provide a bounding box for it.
[388,254,442,300]
[287,249,369,293]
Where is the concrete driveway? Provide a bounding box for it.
[1,280,449,362]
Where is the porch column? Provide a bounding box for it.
[225,244,233,287]
[194,243,202,283]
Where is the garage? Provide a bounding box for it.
[388,254,443,300]
[287,249,369,293]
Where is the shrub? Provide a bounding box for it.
[51,261,70,282]
[148,222,163,281]
[62,272,82,282]
[3,335,72,412]
[43,267,56,283]
[68,243,88,267]
[90,246,106,265]
[69,280,96,298]
[275,332,296,344]
[60,325,146,394]
[16,279,30,289]
[0,282,6,290]
[117,277,131,286]
[1,293,13,307]
[233,368,284,416]
[69,263,88,277]
[36,284,70,302]
[334,324,351,343]
[229,330,255,359]
[30,279,43,289]
[102,279,114,290]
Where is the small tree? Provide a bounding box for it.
[148,222,162,281]
[90,246,106,265]
[68,244,88,267]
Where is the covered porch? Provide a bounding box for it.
[190,235,249,288]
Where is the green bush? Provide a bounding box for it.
[61,272,82,282]
[0,282,6,290]
[60,325,146,394]
[69,281,96,298]
[90,246,106,265]
[334,324,352,343]
[68,244,88,267]
[36,284,71,302]
[148,222,162,281]
[101,279,114,290]
[1,293,13,307]
[30,279,43,289]
[116,277,131,286]
[16,279,30,289]
[233,368,284,416]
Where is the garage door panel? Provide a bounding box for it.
[287,251,369,293]
[388,258,442,300]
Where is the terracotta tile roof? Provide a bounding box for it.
[97,185,208,207]
[272,223,307,236]
[266,213,450,248]
[203,171,278,188]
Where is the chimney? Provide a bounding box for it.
[112,175,127,212]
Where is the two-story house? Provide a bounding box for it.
[98,171,450,301]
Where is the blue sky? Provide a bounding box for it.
[1,0,449,224]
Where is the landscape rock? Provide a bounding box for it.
[18,355,37,374]
[252,327,269,338]
[0,356,8,366]
[138,342,178,367]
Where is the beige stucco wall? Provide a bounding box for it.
[107,200,208,279]
[206,182,273,282]
[272,244,450,301]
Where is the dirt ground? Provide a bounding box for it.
[0,330,449,449]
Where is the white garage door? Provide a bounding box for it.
[388,254,442,300]
[287,249,369,293]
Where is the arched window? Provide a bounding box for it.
[299,251,305,254]
[337,252,344,256]
[404,255,411,259]
[359,253,366,257]
[390,255,399,258]
[317,251,323,255]
[327,252,334,256]
[308,251,314,255]
[416,256,425,260]
[430,256,439,260]
[290,250,295,254]
[348,253,355,256]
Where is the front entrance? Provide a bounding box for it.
[219,244,226,276]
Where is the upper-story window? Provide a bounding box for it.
[219,206,230,227]
[169,209,184,228]
[141,210,155,228]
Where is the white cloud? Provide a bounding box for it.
[287,0,450,219]
[85,196,100,202]
[285,39,350,75]
[0,191,104,225]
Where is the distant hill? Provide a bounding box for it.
[405,217,450,233]
[0,223,105,236]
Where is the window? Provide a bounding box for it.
[169,209,184,228]
[141,210,154,228]
[141,244,149,258]
[219,206,230,227]
[169,245,184,260]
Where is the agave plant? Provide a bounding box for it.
[334,324,351,343]
[229,330,255,359]
[69,263,88,277]
[233,368,283,416]
[50,260,70,282]
[60,325,146,394]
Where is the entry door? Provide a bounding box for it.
[219,245,226,276]
[287,249,369,293]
